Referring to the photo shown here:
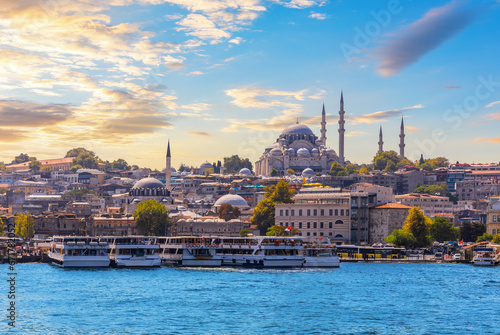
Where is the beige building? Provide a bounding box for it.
[92,216,136,236]
[347,182,395,205]
[486,196,500,235]
[275,188,351,242]
[369,203,411,244]
[7,157,75,172]
[395,193,453,217]
[175,218,247,237]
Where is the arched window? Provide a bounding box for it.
[335,220,343,225]
[335,234,343,238]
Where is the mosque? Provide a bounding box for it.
[254,92,407,176]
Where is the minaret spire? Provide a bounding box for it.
[338,91,345,165]
[320,103,327,146]
[166,139,172,191]
[399,116,405,158]
[378,126,383,153]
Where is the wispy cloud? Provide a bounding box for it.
[351,105,424,124]
[474,137,500,143]
[187,130,212,136]
[405,125,421,133]
[444,85,461,89]
[486,101,500,108]
[272,0,321,9]
[345,131,368,137]
[484,113,500,120]
[376,1,482,76]
[188,71,204,75]
[309,12,328,20]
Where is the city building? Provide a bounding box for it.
[346,182,395,205]
[486,196,500,235]
[395,193,453,217]
[350,191,377,245]
[369,203,411,244]
[6,157,75,172]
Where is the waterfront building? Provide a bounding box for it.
[486,196,500,235]
[455,179,500,201]
[368,203,411,244]
[91,216,136,236]
[395,193,453,217]
[346,182,395,205]
[175,218,248,237]
[350,191,377,245]
[275,188,351,242]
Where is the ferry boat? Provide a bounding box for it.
[106,236,161,267]
[302,238,340,268]
[159,236,222,267]
[48,236,110,268]
[472,247,497,266]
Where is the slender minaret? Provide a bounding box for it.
[378,126,384,153]
[320,103,327,146]
[165,140,171,190]
[399,116,405,157]
[338,91,345,165]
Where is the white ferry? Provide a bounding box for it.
[302,238,340,268]
[48,236,110,268]
[106,236,161,268]
[159,236,222,267]
[160,236,305,268]
[472,247,497,266]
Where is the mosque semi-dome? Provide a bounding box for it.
[200,161,213,169]
[287,148,295,154]
[297,148,310,156]
[270,148,282,156]
[214,194,249,208]
[239,168,252,175]
[281,124,314,136]
[302,168,315,177]
[311,148,319,154]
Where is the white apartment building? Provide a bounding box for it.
[395,193,453,217]
[275,188,351,243]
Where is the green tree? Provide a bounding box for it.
[40,166,54,172]
[359,164,372,174]
[345,163,359,175]
[330,161,347,176]
[0,187,7,194]
[266,225,300,236]
[218,203,241,221]
[270,168,279,177]
[286,168,295,175]
[459,221,486,242]
[133,199,171,236]
[29,158,41,171]
[111,158,130,170]
[70,164,83,173]
[239,229,252,237]
[15,213,35,239]
[492,235,500,244]
[73,151,99,169]
[419,162,433,171]
[223,155,253,174]
[64,188,95,198]
[385,229,417,248]
[0,217,5,237]
[65,147,94,158]
[430,217,458,242]
[476,233,494,243]
[204,168,213,176]
[402,207,432,247]
[12,153,32,164]
[0,161,7,172]
[251,180,295,235]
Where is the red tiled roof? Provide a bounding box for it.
[374,203,412,209]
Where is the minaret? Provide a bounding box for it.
[320,103,327,146]
[165,140,171,190]
[399,116,405,157]
[338,91,345,165]
[378,126,384,153]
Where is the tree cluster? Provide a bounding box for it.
[133,199,171,236]
[224,155,253,174]
[385,207,458,248]
[373,151,412,172]
[417,157,449,171]
[66,148,100,169]
[218,204,241,221]
[459,221,486,242]
[266,225,300,236]
[251,180,295,235]
[15,213,35,239]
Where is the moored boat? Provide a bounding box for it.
[106,236,161,267]
[48,236,110,268]
[302,239,340,268]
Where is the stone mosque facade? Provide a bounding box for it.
[255,92,347,176]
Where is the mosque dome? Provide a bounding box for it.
[239,168,252,175]
[287,148,295,154]
[326,148,337,155]
[200,161,213,169]
[297,148,310,157]
[214,194,249,208]
[311,148,319,154]
[132,177,165,189]
[270,148,282,156]
[281,124,314,136]
[302,168,315,177]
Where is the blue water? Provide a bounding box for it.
[1,263,499,334]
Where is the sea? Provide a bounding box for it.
[1,263,499,335]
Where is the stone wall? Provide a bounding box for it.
[369,208,409,244]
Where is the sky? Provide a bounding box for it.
[0,0,499,170]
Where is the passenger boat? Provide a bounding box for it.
[106,236,161,267]
[472,248,497,266]
[159,236,222,267]
[302,238,340,268]
[48,236,110,268]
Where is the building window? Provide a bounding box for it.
[299,209,302,216]
[307,209,311,216]
[329,222,332,229]
[335,220,343,225]
[320,232,324,236]
[313,209,317,216]
[341,209,344,216]
[299,222,302,229]
[313,232,317,236]
[346,209,350,216]
[320,222,324,229]
[329,232,332,236]
[329,209,333,216]
[307,232,310,236]
[291,222,295,228]
[320,209,324,216]
[313,222,317,228]
[280,209,283,216]
[285,209,289,216]
[307,222,310,229]
[494,215,497,222]
[335,209,338,216]
[291,210,295,216]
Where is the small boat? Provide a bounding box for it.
[159,236,222,267]
[472,248,497,266]
[48,236,110,268]
[302,239,340,268]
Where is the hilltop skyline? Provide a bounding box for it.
[0,0,499,169]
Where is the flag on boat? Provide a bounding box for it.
[285,225,292,231]
[458,240,463,246]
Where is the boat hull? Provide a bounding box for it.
[303,256,340,267]
[113,256,161,267]
[48,254,110,268]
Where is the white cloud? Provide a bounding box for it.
[309,12,327,20]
